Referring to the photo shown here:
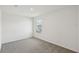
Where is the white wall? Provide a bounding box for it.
[34,6,78,52]
[0,9,1,50]
[2,12,32,44]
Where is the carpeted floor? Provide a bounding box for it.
[0,38,75,53]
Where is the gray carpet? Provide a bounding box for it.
[0,38,75,53]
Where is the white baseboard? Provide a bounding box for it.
[33,36,78,53]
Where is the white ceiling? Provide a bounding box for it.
[0,5,70,17]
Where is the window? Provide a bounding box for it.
[35,17,42,33]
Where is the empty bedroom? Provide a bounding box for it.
[0,5,79,53]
